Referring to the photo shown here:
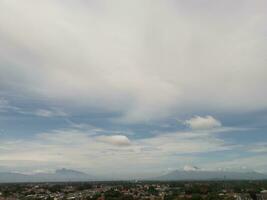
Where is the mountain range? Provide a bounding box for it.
[154,169,267,181]
[0,168,95,183]
[0,168,267,182]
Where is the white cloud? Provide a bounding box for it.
[34,108,68,118]
[202,155,267,173]
[97,135,131,146]
[246,142,267,153]
[185,115,222,130]
[0,98,19,112]
[183,165,200,171]
[0,0,266,122]
[0,98,9,112]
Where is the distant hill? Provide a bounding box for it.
[1,168,266,183]
[153,169,267,181]
[0,172,30,183]
[0,168,95,183]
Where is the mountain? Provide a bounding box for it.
[0,168,95,183]
[1,168,266,182]
[0,172,30,183]
[55,168,87,176]
[153,169,267,181]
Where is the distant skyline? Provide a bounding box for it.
[0,0,267,179]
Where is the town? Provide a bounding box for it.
[0,181,267,200]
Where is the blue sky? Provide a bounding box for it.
[0,0,267,178]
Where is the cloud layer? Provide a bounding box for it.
[0,0,267,122]
[0,111,266,176]
[0,120,265,176]
[0,0,267,176]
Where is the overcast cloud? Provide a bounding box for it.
[1,0,267,122]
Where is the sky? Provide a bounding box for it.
[0,0,267,179]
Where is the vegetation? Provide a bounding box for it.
[0,180,266,199]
